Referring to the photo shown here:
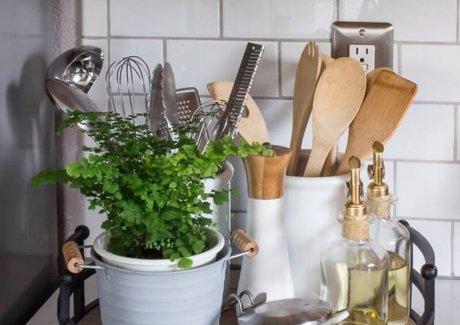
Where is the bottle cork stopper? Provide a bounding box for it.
[243,145,291,199]
[231,229,259,257]
[367,196,391,218]
[62,241,84,274]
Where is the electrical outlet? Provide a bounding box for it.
[331,21,393,73]
[349,44,375,72]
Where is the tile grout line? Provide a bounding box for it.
[219,0,224,38]
[336,0,340,20]
[454,105,458,161]
[277,42,282,97]
[107,0,111,65]
[84,35,460,46]
[393,161,398,217]
[163,39,167,63]
[457,0,460,42]
[397,43,402,75]
[399,216,460,222]
[107,0,111,110]
[451,221,455,276]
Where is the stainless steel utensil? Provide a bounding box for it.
[161,63,180,137]
[149,63,165,136]
[190,100,226,153]
[215,42,264,140]
[176,87,201,125]
[46,78,99,113]
[105,56,151,122]
[46,45,104,94]
[46,78,99,130]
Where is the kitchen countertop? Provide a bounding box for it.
[28,272,460,324]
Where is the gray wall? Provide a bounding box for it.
[0,0,58,323]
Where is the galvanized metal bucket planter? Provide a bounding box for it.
[92,244,231,325]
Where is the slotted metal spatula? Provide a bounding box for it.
[176,87,201,125]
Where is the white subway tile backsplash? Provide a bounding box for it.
[339,0,457,42]
[260,98,313,148]
[401,45,460,102]
[167,40,279,96]
[280,42,331,97]
[110,0,219,37]
[223,0,335,39]
[110,39,163,69]
[81,0,107,37]
[406,219,451,276]
[384,104,454,161]
[396,162,460,220]
[454,223,460,276]
[75,0,460,281]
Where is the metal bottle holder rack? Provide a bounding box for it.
[57,221,437,325]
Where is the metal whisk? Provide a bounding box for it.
[190,100,226,153]
[105,56,151,122]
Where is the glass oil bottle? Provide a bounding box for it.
[320,156,389,325]
[367,141,411,325]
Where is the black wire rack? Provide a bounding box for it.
[57,222,437,325]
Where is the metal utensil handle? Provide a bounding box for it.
[231,229,259,258]
[216,42,264,139]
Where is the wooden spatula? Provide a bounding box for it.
[303,57,366,177]
[366,67,394,96]
[335,70,418,175]
[207,81,269,144]
[287,41,322,176]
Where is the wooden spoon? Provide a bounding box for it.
[287,41,322,176]
[207,81,269,144]
[335,70,418,175]
[303,57,366,177]
[319,67,394,175]
[319,54,338,176]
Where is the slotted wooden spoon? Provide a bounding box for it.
[207,81,269,144]
[287,41,322,176]
[335,70,418,175]
[303,57,366,177]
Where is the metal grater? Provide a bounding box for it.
[176,87,201,125]
[215,42,264,140]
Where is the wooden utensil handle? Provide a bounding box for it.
[62,241,84,274]
[231,229,259,257]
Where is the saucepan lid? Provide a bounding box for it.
[224,291,348,325]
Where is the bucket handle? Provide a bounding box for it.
[227,229,259,260]
[62,229,258,275]
[62,241,111,279]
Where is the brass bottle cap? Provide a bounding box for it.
[367,141,390,218]
[342,156,369,240]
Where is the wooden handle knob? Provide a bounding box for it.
[231,229,259,258]
[62,241,84,274]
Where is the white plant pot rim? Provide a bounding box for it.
[93,227,225,272]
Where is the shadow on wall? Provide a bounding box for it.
[0,53,58,325]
